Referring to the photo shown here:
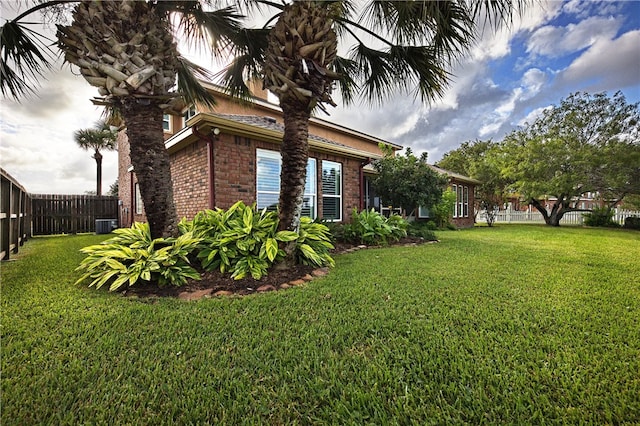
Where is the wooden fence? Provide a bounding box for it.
[478,208,640,226]
[31,194,118,236]
[1,168,31,260]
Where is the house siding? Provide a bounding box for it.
[166,134,362,222]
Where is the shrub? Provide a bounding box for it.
[344,209,408,245]
[295,217,335,267]
[583,207,620,228]
[75,222,202,291]
[623,216,640,230]
[181,202,334,280]
[182,201,298,280]
[407,222,438,241]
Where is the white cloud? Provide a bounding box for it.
[559,30,640,91]
[526,16,622,57]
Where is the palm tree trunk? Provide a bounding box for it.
[278,102,311,262]
[120,98,177,238]
[93,150,103,196]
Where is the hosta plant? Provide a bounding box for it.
[75,222,201,291]
[344,209,408,245]
[295,217,335,268]
[182,201,299,280]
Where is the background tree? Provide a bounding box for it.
[437,139,509,226]
[107,179,119,197]
[371,147,447,217]
[74,120,116,196]
[3,0,526,266]
[502,91,640,226]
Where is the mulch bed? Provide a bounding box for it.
[122,236,432,300]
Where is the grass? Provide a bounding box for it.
[2,226,639,424]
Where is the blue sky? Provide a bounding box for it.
[1,0,639,194]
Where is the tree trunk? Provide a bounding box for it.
[120,98,177,238]
[530,197,564,226]
[93,150,103,196]
[277,102,311,265]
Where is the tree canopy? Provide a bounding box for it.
[439,91,640,226]
[372,147,447,216]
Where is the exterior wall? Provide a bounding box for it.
[169,139,210,220]
[168,134,362,222]
[450,179,475,228]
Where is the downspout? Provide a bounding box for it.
[129,169,134,226]
[191,126,217,209]
[359,158,372,211]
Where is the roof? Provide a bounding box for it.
[165,112,386,160]
[213,114,355,152]
[428,164,482,185]
[199,81,403,151]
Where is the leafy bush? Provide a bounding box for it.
[295,217,335,267]
[181,201,298,280]
[407,222,438,241]
[180,202,334,280]
[623,216,640,230]
[75,222,201,291]
[583,207,620,228]
[343,209,408,245]
[431,188,456,229]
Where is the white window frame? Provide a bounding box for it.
[452,184,458,218]
[418,205,431,218]
[182,105,197,127]
[162,114,172,132]
[322,160,343,222]
[134,183,143,215]
[463,186,469,218]
[255,149,317,220]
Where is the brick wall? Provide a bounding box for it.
[165,133,364,222]
[170,139,210,220]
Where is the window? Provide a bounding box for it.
[322,160,342,221]
[452,184,458,217]
[418,205,431,218]
[457,185,463,219]
[134,183,143,215]
[256,149,317,219]
[162,114,171,132]
[463,186,469,217]
[182,105,197,127]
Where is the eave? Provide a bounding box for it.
[165,113,385,161]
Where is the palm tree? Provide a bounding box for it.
[2,0,525,260]
[73,120,116,196]
[2,0,233,238]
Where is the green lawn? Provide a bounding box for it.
[2,226,639,424]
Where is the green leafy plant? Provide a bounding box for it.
[183,201,299,280]
[407,222,438,241]
[623,216,640,230]
[295,217,335,267]
[583,206,620,228]
[75,222,201,291]
[343,209,408,245]
[431,188,456,229]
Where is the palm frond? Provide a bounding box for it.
[359,1,473,57]
[215,55,256,102]
[176,56,217,109]
[215,27,270,102]
[1,20,55,99]
[331,56,360,106]
[153,2,245,54]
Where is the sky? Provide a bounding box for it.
[1,0,639,195]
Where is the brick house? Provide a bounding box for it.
[118,81,478,228]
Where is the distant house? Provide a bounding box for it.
[117,81,479,228]
[413,165,480,228]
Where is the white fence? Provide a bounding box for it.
[477,208,640,226]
